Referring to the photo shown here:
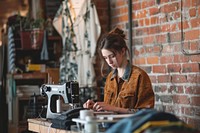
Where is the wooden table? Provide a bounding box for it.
[28,114,134,133]
[28,118,78,133]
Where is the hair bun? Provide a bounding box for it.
[109,27,125,39]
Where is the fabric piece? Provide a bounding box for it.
[7,27,16,73]
[53,0,101,86]
[53,0,78,83]
[73,0,101,87]
[137,121,199,133]
[40,30,49,60]
[106,109,181,133]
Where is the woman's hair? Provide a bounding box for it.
[98,27,130,76]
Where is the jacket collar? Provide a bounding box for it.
[110,61,132,81]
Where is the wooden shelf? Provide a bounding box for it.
[12,72,47,80]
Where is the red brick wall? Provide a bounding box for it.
[108,0,200,129]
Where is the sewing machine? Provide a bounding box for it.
[40,81,80,119]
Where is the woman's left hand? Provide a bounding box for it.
[92,102,116,112]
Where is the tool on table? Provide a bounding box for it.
[40,81,80,119]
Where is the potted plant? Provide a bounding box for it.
[15,11,45,49]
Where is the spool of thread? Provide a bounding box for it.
[56,98,61,113]
[80,110,94,120]
[84,116,98,133]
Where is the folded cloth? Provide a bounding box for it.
[51,107,85,130]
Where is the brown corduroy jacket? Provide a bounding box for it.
[104,64,155,110]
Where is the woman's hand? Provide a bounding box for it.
[83,99,95,109]
[92,102,116,112]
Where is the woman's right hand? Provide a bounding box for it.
[83,99,95,109]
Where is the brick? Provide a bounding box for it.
[189,8,197,17]
[138,19,144,26]
[154,85,168,93]
[190,55,200,62]
[190,18,200,28]
[145,45,161,54]
[114,0,126,7]
[160,56,173,64]
[133,38,143,45]
[143,35,155,44]
[185,29,199,40]
[159,0,170,4]
[160,2,179,13]
[149,7,160,15]
[187,74,199,83]
[186,118,200,129]
[189,41,199,50]
[149,75,156,83]
[173,43,182,53]
[145,46,154,53]
[134,10,148,19]
[169,86,184,93]
[178,21,190,30]
[135,28,144,36]
[162,45,174,53]
[134,57,146,65]
[182,0,192,8]
[150,16,159,25]
[141,66,152,73]
[120,14,128,22]
[185,86,200,95]
[191,0,200,6]
[144,18,150,26]
[167,64,181,73]
[174,55,189,63]
[135,46,145,55]
[155,34,167,43]
[159,14,168,23]
[133,48,140,56]
[182,63,200,73]
[199,6,200,15]
[181,106,196,116]
[147,56,159,64]
[160,95,173,103]
[173,95,190,104]
[161,23,177,32]
[120,7,128,14]
[153,45,162,53]
[158,75,171,83]
[191,96,200,106]
[147,26,161,35]
[171,75,187,83]
[153,65,167,73]
[165,105,174,113]
[173,11,181,19]
[170,32,182,42]
[141,0,155,8]
[133,2,141,11]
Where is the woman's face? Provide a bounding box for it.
[101,49,125,69]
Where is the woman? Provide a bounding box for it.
[83,27,154,114]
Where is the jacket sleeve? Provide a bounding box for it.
[134,71,155,108]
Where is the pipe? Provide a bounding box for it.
[128,0,133,63]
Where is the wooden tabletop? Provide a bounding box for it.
[28,118,78,133]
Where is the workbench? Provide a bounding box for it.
[28,118,78,133]
[28,114,134,133]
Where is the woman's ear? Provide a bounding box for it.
[121,48,126,56]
